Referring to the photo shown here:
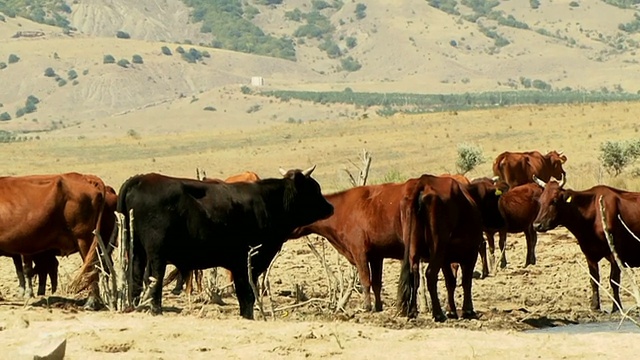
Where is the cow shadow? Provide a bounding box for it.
[521,315,579,329]
[29,296,86,309]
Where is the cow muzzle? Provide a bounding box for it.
[533,222,548,233]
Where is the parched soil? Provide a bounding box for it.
[1,228,639,359]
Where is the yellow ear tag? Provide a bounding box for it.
[566,195,572,203]
[495,189,502,196]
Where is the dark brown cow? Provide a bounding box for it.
[470,179,542,276]
[289,179,420,312]
[165,171,262,295]
[493,150,567,187]
[0,174,116,307]
[397,175,485,322]
[532,175,640,312]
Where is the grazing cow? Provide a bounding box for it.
[532,175,640,312]
[166,171,262,295]
[117,166,333,319]
[0,173,116,308]
[398,175,485,322]
[289,179,421,312]
[493,150,567,187]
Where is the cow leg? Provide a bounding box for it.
[442,262,458,319]
[172,271,185,295]
[22,256,35,299]
[11,255,26,297]
[147,255,167,315]
[425,259,446,322]
[131,243,148,304]
[460,261,478,319]
[35,263,47,296]
[524,226,537,267]
[498,231,508,269]
[231,266,256,320]
[484,231,495,276]
[370,257,384,312]
[49,256,59,294]
[355,253,373,312]
[586,259,601,311]
[607,256,622,313]
[478,237,489,279]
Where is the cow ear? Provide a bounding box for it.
[565,195,572,203]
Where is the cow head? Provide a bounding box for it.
[545,150,567,180]
[467,177,509,230]
[280,166,334,226]
[532,174,570,232]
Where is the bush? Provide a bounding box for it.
[8,54,19,64]
[530,0,540,8]
[346,36,357,49]
[569,1,579,6]
[67,69,78,80]
[600,140,640,176]
[26,95,40,106]
[72,80,79,86]
[0,62,6,70]
[16,108,26,118]
[203,106,216,111]
[58,79,67,86]
[103,54,116,64]
[0,112,11,121]
[241,85,252,94]
[340,56,362,72]
[161,46,172,56]
[117,59,130,68]
[456,143,486,175]
[132,54,144,64]
[176,46,185,54]
[44,68,56,77]
[355,3,367,19]
[116,31,130,39]
[83,69,89,75]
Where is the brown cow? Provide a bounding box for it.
[166,171,261,295]
[289,180,419,312]
[0,174,116,308]
[532,175,640,312]
[493,150,567,187]
[397,175,485,321]
[470,179,542,275]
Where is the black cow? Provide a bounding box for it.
[117,166,333,319]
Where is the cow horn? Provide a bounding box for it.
[302,165,316,177]
[557,150,564,156]
[532,174,547,188]
[491,176,500,183]
[558,173,566,188]
[279,167,287,176]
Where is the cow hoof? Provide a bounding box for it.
[171,288,182,296]
[83,297,102,311]
[462,310,478,320]
[433,313,447,323]
[446,311,458,319]
[374,304,383,312]
[150,306,163,316]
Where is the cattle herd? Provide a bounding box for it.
[1,150,640,324]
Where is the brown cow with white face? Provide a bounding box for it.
[532,175,640,312]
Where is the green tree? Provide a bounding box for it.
[600,140,640,176]
[456,143,486,175]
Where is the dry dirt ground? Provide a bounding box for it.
[1,229,640,359]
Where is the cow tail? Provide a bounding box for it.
[70,179,107,294]
[397,187,421,317]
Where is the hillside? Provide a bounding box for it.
[1,0,640,137]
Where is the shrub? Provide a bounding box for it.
[132,54,144,64]
[569,1,579,6]
[600,140,640,176]
[0,62,6,70]
[0,112,11,121]
[26,95,40,106]
[182,48,203,63]
[530,0,540,8]
[58,79,67,86]
[285,9,303,21]
[8,54,19,64]
[103,54,116,64]
[161,46,172,56]
[117,59,130,68]
[116,31,130,39]
[340,56,362,72]
[203,106,216,111]
[83,69,89,75]
[16,108,26,118]
[312,0,331,10]
[382,169,404,183]
[127,129,141,139]
[176,46,185,54]
[44,68,56,77]
[456,143,486,175]
[67,69,78,80]
[0,14,5,22]
[241,85,252,94]
[355,3,367,19]
[346,36,357,49]
[72,80,79,86]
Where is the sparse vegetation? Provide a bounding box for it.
[456,143,486,174]
[285,8,303,21]
[44,67,56,77]
[0,1,71,29]
[602,0,640,9]
[182,0,296,60]
[340,56,362,72]
[8,54,20,64]
[293,11,334,39]
[103,55,116,64]
[427,0,460,15]
[346,36,357,49]
[355,3,367,20]
[117,59,130,68]
[246,104,262,113]
[619,14,640,33]
[132,54,144,64]
[161,46,173,56]
[116,31,131,39]
[600,140,640,176]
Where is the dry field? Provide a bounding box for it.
[1,102,640,358]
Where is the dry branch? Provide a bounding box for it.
[247,244,266,321]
